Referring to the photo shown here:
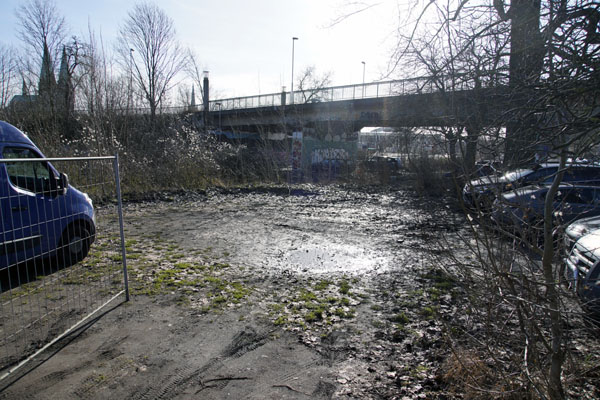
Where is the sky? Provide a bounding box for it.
[0,0,402,100]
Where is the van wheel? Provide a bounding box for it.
[60,225,91,267]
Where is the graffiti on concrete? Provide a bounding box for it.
[310,148,350,181]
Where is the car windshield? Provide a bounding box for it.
[503,168,532,181]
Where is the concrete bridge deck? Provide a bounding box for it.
[201,77,511,133]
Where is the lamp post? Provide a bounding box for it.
[291,37,298,104]
[361,61,366,98]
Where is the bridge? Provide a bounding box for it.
[199,76,511,136]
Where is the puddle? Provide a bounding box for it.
[127,185,459,276]
[283,243,389,274]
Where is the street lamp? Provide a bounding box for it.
[361,61,366,98]
[291,37,298,104]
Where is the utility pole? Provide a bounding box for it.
[291,37,298,105]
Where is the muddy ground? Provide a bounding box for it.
[0,184,571,398]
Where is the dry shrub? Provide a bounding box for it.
[442,349,529,400]
[407,154,453,196]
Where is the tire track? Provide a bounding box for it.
[129,326,272,400]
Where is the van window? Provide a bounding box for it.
[3,147,53,194]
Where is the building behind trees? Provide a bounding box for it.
[9,43,73,116]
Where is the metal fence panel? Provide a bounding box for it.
[0,156,128,380]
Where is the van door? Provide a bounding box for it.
[2,146,62,265]
[0,151,16,267]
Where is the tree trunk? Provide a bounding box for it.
[503,0,545,167]
[542,150,566,400]
[464,125,478,175]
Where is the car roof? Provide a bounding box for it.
[534,183,600,190]
[535,162,600,169]
[0,121,36,147]
[503,183,600,197]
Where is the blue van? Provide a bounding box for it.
[0,121,95,269]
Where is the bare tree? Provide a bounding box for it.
[0,44,18,108]
[295,66,333,103]
[184,50,206,107]
[15,0,67,87]
[117,2,188,121]
[330,0,600,397]
[398,2,509,176]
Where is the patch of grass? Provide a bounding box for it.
[305,311,322,322]
[338,279,351,295]
[390,312,410,325]
[334,307,354,319]
[422,268,456,293]
[370,304,383,311]
[158,267,179,281]
[204,276,226,290]
[298,289,317,302]
[229,281,250,301]
[174,262,194,270]
[269,303,285,312]
[211,295,227,304]
[314,279,332,291]
[429,287,441,301]
[177,295,191,306]
[166,252,185,261]
[420,306,437,319]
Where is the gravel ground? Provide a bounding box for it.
[2,184,597,399]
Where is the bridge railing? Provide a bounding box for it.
[208,75,478,111]
[71,74,488,115]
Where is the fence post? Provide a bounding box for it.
[113,153,130,301]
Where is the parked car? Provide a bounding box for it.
[564,229,600,318]
[0,121,95,269]
[363,155,401,175]
[473,160,501,178]
[444,160,501,180]
[491,184,600,238]
[463,162,600,210]
[564,215,600,252]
